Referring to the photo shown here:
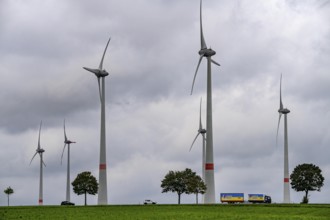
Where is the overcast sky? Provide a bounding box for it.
[0,0,329,206]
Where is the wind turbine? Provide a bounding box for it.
[189,98,206,203]
[83,37,111,205]
[190,97,206,182]
[61,119,76,203]
[30,121,46,205]
[276,74,291,203]
[190,0,220,204]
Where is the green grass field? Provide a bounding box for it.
[0,204,329,220]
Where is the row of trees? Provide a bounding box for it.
[161,164,325,204]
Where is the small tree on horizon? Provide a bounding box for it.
[4,186,14,206]
[290,163,324,204]
[71,171,98,206]
[161,168,205,204]
[187,174,206,204]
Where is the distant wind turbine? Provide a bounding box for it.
[189,98,207,203]
[61,119,76,203]
[30,121,46,205]
[190,0,220,204]
[83,37,111,205]
[276,74,291,203]
[190,97,206,182]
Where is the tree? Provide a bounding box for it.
[4,186,14,206]
[187,174,206,204]
[290,163,324,204]
[161,168,206,204]
[71,171,98,206]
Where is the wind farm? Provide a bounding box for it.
[0,0,329,209]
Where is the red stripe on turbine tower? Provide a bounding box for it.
[100,164,107,170]
[284,178,289,183]
[39,199,43,204]
[205,163,214,170]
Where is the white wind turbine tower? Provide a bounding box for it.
[30,121,46,205]
[83,37,111,205]
[61,120,76,203]
[190,0,220,204]
[276,74,291,203]
[189,98,206,203]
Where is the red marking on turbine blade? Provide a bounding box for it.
[205,163,214,170]
[39,199,43,204]
[100,164,107,170]
[284,178,289,183]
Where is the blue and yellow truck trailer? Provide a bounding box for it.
[220,193,244,203]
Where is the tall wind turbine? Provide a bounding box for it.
[61,120,76,203]
[30,121,46,205]
[190,0,220,204]
[190,97,206,182]
[190,98,206,203]
[276,74,291,203]
[83,37,111,205]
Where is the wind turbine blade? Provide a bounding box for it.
[30,152,38,165]
[280,74,283,110]
[97,77,102,101]
[83,67,99,75]
[276,113,282,145]
[38,121,42,150]
[211,59,220,66]
[99,37,111,70]
[61,144,67,165]
[64,119,68,142]
[190,132,201,151]
[191,55,204,95]
[41,158,46,167]
[199,97,203,130]
[200,0,207,49]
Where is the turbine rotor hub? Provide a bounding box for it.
[99,70,109,77]
[278,108,290,114]
[199,48,216,57]
[37,149,45,153]
[199,128,207,134]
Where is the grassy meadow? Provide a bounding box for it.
[0,204,329,220]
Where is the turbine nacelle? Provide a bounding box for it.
[278,108,290,114]
[64,140,76,145]
[199,48,216,57]
[37,148,45,154]
[199,128,207,134]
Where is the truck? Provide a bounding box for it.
[248,194,272,203]
[220,193,244,203]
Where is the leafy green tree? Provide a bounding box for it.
[72,171,98,206]
[4,186,14,206]
[187,174,206,204]
[290,163,324,204]
[161,168,205,204]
